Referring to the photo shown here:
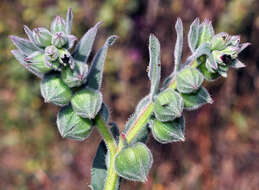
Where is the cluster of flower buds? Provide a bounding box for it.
[189,19,250,79]
[10,9,117,141]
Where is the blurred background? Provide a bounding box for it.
[0,0,258,189]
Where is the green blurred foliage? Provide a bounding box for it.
[0,0,258,189]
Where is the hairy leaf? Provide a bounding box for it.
[148,34,161,98]
[86,35,118,90]
[72,22,102,62]
[188,18,200,52]
[174,18,183,72]
[66,8,73,34]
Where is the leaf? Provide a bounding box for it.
[90,124,120,190]
[99,103,110,122]
[196,19,214,47]
[72,22,102,62]
[174,18,183,71]
[148,34,161,98]
[188,18,200,52]
[24,25,43,52]
[11,49,44,78]
[86,35,118,90]
[66,8,73,34]
[181,86,213,111]
[10,35,40,56]
[90,141,108,190]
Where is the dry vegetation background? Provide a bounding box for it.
[0,0,258,189]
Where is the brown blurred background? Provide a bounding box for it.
[0,0,258,189]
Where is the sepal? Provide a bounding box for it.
[51,15,66,33]
[150,116,185,143]
[33,27,52,47]
[114,142,153,182]
[71,88,103,119]
[176,67,204,93]
[154,89,184,122]
[40,73,72,106]
[180,86,213,110]
[57,105,93,141]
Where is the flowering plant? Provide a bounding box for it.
[10,9,249,190]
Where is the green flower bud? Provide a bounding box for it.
[154,89,184,122]
[24,51,52,73]
[33,27,52,47]
[71,88,103,119]
[45,45,59,61]
[40,73,72,106]
[61,61,88,88]
[51,15,66,33]
[59,49,74,69]
[176,67,204,93]
[57,105,93,141]
[52,32,68,48]
[114,142,153,182]
[210,32,229,51]
[150,116,185,143]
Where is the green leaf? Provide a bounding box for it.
[72,22,102,62]
[185,42,211,65]
[99,103,110,122]
[11,50,45,78]
[66,8,73,35]
[10,35,40,56]
[90,141,107,190]
[188,18,200,52]
[181,86,213,110]
[86,35,118,90]
[196,19,214,47]
[148,34,161,98]
[174,18,183,72]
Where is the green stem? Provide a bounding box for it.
[121,60,199,148]
[95,114,118,190]
[96,60,199,190]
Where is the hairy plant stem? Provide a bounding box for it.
[95,115,118,190]
[96,60,199,190]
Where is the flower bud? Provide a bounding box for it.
[59,49,74,69]
[114,142,153,182]
[51,15,66,33]
[33,27,52,47]
[61,61,88,88]
[40,73,72,106]
[71,88,103,119]
[52,32,68,48]
[57,105,93,141]
[154,89,184,122]
[24,51,51,73]
[176,67,204,93]
[150,116,185,143]
[45,45,59,61]
[198,63,220,81]
[210,32,228,51]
